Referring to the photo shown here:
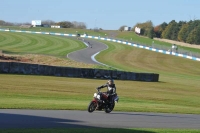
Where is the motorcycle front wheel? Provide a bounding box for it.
[87,101,97,113]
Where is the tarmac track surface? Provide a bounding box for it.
[67,38,107,65]
[0,109,200,129]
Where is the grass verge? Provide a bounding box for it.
[0,74,200,114]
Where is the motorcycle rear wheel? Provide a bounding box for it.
[105,102,115,113]
[88,101,97,113]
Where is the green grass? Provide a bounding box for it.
[0,26,108,37]
[96,40,200,73]
[0,128,199,133]
[0,31,86,57]
[0,74,200,114]
[1,26,200,53]
[116,31,200,53]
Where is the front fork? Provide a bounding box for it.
[92,98,98,108]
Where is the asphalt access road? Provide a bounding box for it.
[67,38,107,65]
[0,109,200,129]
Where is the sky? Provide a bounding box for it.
[1,0,200,30]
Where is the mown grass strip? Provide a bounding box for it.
[0,31,86,57]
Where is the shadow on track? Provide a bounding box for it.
[0,113,155,133]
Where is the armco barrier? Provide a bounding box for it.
[0,29,199,62]
[0,62,159,82]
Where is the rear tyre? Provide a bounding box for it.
[88,101,97,113]
[105,102,115,113]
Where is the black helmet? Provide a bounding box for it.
[107,79,114,85]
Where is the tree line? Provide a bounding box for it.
[42,20,87,29]
[0,20,87,29]
[131,20,200,45]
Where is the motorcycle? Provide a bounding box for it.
[87,88,119,113]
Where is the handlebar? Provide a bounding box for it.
[96,87,100,92]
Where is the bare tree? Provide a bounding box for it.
[72,21,87,29]
[56,21,74,28]
[42,20,56,25]
[0,20,15,26]
[0,20,5,25]
[119,25,127,31]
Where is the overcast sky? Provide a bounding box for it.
[1,0,199,30]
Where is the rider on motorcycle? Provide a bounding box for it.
[96,79,116,104]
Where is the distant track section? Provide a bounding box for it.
[67,39,107,65]
[0,28,199,62]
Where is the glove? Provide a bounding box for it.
[96,87,100,91]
